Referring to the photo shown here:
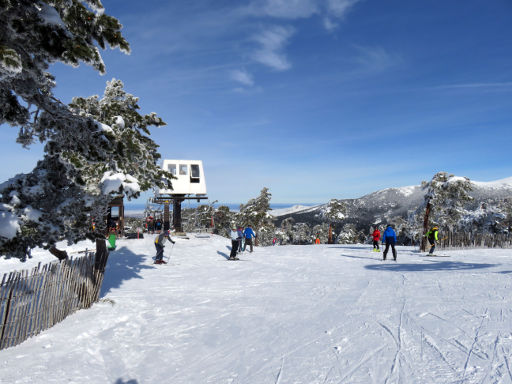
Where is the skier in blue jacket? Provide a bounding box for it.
[382,225,397,261]
[243,225,256,252]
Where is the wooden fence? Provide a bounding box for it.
[0,240,109,350]
[439,231,512,249]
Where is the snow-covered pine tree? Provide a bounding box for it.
[1,0,130,144]
[337,223,357,244]
[0,80,171,259]
[237,187,275,246]
[213,205,233,237]
[0,1,134,259]
[279,217,295,245]
[323,199,346,243]
[292,222,311,244]
[419,172,472,251]
[312,223,329,244]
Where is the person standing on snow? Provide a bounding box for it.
[426,226,439,255]
[237,226,244,253]
[382,225,397,261]
[372,227,381,252]
[243,225,256,252]
[154,230,175,264]
[229,226,240,260]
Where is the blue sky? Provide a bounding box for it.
[2,0,512,204]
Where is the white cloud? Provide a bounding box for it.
[260,0,319,19]
[252,26,295,71]
[230,69,255,86]
[326,0,359,18]
[354,45,402,73]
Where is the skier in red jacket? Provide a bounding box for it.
[372,228,381,252]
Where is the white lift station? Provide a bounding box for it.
[154,160,208,232]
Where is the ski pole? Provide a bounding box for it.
[166,242,175,263]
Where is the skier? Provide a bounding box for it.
[371,227,381,252]
[382,225,397,261]
[243,225,256,252]
[237,226,244,253]
[426,226,439,255]
[229,226,240,260]
[315,234,321,244]
[154,229,175,264]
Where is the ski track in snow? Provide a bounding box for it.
[1,237,512,383]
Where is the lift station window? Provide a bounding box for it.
[179,164,188,175]
[167,164,177,175]
[110,206,120,218]
[190,164,200,183]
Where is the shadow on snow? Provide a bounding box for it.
[218,250,230,260]
[100,246,155,297]
[365,260,498,272]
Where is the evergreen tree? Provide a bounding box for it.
[312,223,330,244]
[213,205,233,237]
[0,1,134,259]
[1,0,130,141]
[279,217,295,245]
[419,172,472,251]
[292,222,311,245]
[0,80,171,259]
[237,187,275,246]
[323,199,346,243]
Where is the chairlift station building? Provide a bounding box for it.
[154,160,208,232]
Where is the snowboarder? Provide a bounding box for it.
[372,228,381,252]
[426,226,439,255]
[154,229,175,264]
[382,225,397,261]
[243,225,256,252]
[229,226,240,260]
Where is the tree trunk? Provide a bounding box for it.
[421,201,431,252]
[328,223,333,244]
[49,246,68,261]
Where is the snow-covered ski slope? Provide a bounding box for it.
[1,235,512,384]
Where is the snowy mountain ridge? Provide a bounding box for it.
[272,176,512,235]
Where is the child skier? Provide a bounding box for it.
[371,227,381,252]
[229,226,240,260]
[426,226,439,255]
[154,230,175,264]
[382,225,397,261]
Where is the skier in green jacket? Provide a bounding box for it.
[426,226,439,255]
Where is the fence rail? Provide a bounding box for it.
[0,241,108,350]
[439,231,512,249]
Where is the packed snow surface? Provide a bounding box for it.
[1,235,512,383]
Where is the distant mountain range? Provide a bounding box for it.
[271,177,512,232]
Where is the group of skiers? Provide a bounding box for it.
[371,225,440,261]
[153,222,441,264]
[229,225,257,260]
